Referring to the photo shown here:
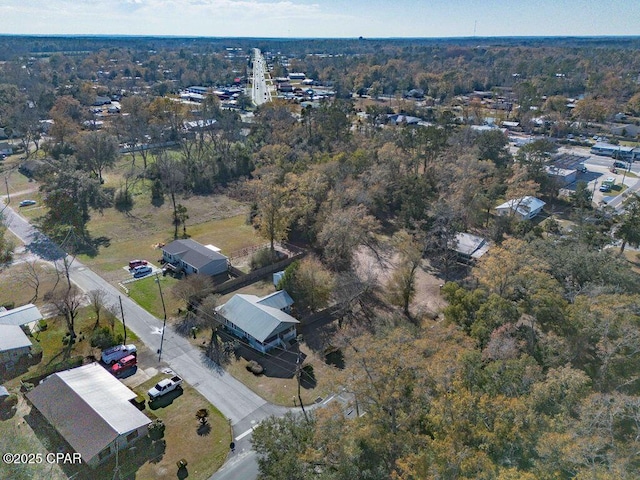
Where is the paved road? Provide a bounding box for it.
[0,197,286,478]
[251,49,271,106]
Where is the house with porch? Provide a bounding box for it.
[161,239,229,276]
[215,291,298,353]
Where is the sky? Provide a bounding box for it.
[0,0,638,38]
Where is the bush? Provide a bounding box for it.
[250,248,278,270]
[38,319,48,331]
[149,419,166,440]
[132,395,146,410]
[246,360,264,375]
[2,394,18,410]
[90,326,120,350]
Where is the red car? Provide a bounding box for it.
[128,259,148,270]
[110,355,137,376]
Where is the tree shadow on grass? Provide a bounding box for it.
[197,422,212,436]
[72,235,111,258]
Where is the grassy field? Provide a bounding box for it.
[128,275,181,319]
[225,342,336,407]
[0,260,60,308]
[0,396,68,480]
[129,374,230,480]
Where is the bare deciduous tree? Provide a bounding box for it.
[88,289,107,328]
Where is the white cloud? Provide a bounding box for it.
[0,0,341,36]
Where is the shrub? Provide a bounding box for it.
[246,360,264,375]
[38,320,48,331]
[149,419,166,440]
[2,394,18,410]
[250,248,278,270]
[90,326,120,350]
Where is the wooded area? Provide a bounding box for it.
[2,35,640,478]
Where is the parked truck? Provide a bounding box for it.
[148,375,183,400]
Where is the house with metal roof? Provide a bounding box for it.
[216,291,298,353]
[496,196,546,221]
[0,324,32,369]
[26,363,151,467]
[162,239,229,276]
[0,304,43,329]
[451,233,490,263]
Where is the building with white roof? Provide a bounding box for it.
[451,233,490,263]
[27,363,151,467]
[496,196,546,221]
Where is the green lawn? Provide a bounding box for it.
[128,275,181,319]
[3,307,139,390]
[130,374,230,480]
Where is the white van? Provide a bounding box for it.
[101,344,137,364]
[132,265,152,277]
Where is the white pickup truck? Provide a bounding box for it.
[148,375,183,400]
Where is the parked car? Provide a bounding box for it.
[101,344,137,364]
[132,265,152,278]
[148,375,183,400]
[19,199,36,207]
[110,354,137,376]
[599,184,612,192]
[128,259,148,269]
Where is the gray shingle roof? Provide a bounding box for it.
[26,363,151,464]
[163,239,228,270]
[216,293,299,343]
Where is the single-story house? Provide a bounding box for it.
[496,196,546,220]
[545,166,577,187]
[0,324,32,368]
[27,363,151,467]
[0,304,43,331]
[451,233,490,263]
[216,291,298,353]
[162,239,229,276]
[0,142,13,156]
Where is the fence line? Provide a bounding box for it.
[213,251,306,295]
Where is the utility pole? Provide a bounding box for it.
[118,296,127,345]
[156,273,168,362]
[295,337,309,423]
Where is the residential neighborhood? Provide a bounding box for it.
[1,30,640,480]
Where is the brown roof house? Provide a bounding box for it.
[27,363,151,467]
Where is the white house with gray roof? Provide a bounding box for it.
[162,239,229,276]
[27,363,151,467]
[0,324,32,369]
[0,304,43,329]
[216,291,298,353]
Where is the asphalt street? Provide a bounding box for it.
[0,197,287,479]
